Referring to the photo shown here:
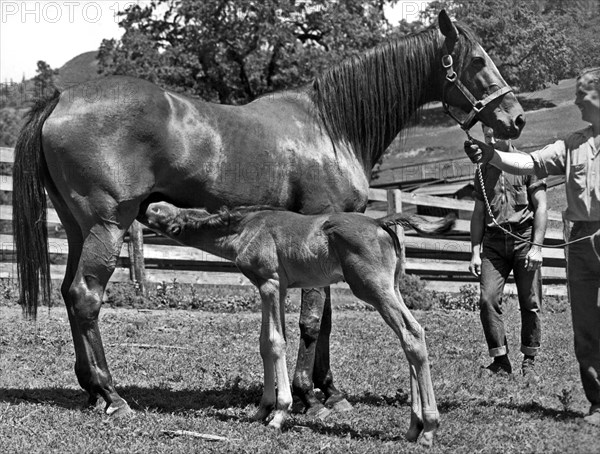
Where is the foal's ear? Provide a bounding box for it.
[439,10,458,41]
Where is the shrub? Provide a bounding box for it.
[434,284,480,311]
[399,274,434,310]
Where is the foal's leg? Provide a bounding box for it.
[347,273,439,446]
[256,278,293,430]
[66,221,132,416]
[406,364,424,442]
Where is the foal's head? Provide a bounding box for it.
[144,201,203,238]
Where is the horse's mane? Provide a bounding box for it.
[311,22,478,163]
[182,205,286,230]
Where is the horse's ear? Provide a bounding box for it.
[438,10,458,42]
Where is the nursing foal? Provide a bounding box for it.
[143,201,455,446]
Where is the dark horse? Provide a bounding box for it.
[13,11,524,419]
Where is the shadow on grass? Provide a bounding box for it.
[495,400,582,421]
[0,384,262,414]
[0,385,409,441]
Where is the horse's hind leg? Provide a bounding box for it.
[65,221,131,416]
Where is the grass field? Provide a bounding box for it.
[1,301,598,454]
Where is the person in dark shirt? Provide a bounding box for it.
[469,125,548,378]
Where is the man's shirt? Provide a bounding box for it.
[473,150,547,229]
[531,126,600,221]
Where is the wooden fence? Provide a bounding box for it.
[0,147,568,295]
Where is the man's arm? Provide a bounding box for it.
[469,199,486,277]
[465,139,535,175]
[524,187,548,271]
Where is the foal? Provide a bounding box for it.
[142,202,455,446]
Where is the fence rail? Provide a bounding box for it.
[1,147,568,295]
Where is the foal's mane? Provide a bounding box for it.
[182,205,286,229]
[311,22,478,164]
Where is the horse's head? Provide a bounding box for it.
[436,10,525,140]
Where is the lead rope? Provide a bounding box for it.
[466,130,594,248]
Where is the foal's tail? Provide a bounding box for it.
[378,212,456,259]
[12,90,61,318]
[378,212,457,237]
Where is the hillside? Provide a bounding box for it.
[55,51,100,88]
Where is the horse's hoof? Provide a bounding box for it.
[328,397,353,413]
[252,407,272,422]
[105,401,133,418]
[305,403,331,420]
[405,426,422,443]
[87,395,105,412]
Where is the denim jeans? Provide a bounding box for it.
[480,226,542,357]
[567,221,600,407]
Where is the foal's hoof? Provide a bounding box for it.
[305,403,331,420]
[105,401,133,418]
[326,396,353,413]
[418,432,435,448]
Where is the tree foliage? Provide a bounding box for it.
[422,0,599,91]
[98,0,409,104]
[33,60,59,96]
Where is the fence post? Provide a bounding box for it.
[387,188,406,275]
[127,221,147,295]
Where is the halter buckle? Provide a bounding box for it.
[442,55,457,82]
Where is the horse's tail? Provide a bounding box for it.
[12,90,61,319]
[378,212,456,237]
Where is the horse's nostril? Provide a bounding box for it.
[515,114,526,130]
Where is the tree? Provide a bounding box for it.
[0,108,23,147]
[33,61,59,97]
[421,0,597,91]
[98,0,405,104]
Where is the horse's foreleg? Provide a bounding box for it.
[315,288,352,412]
[66,222,131,417]
[257,279,292,430]
[292,287,331,419]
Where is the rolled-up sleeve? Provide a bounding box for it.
[531,140,566,177]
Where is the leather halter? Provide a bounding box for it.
[441,47,513,132]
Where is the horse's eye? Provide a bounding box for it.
[472,57,486,68]
[170,225,181,236]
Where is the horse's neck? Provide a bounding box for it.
[311,30,442,167]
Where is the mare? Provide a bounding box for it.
[142,201,456,445]
[12,10,524,420]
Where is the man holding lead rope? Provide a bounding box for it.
[464,67,600,426]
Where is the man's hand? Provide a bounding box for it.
[469,253,482,277]
[524,245,543,271]
[464,138,495,164]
